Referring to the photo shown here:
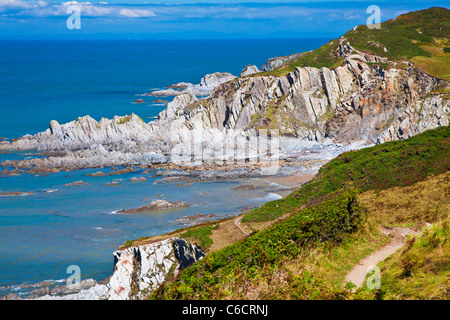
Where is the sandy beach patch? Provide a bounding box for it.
[259,172,316,197]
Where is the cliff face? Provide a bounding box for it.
[0,40,448,171]
[108,237,204,300]
[25,237,205,300]
[163,41,448,145]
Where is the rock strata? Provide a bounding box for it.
[108,237,204,300]
[173,238,206,270]
[0,39,448,173]
[241,64,260,76]
[261,52,305,71]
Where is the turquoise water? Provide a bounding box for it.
[0,39,329,139]
[0,39,329,296]
[0,166,279,293]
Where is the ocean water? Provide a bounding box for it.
[0,38,330,297]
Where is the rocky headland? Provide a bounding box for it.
[0,37,447,178]
[1,237,205,300]
[1,7,449,301]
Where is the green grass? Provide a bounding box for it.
[243,125,450,223]
[180,224,219,251]
[123,240,134,248]
[377,217,450,299]
[149,168,449,300]
[258,7,450,80]
[146,127,449,301]
[150,189,371,299]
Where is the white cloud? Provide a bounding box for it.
[0,0,155,18]
[119,8,155,18]
[0,1,380,23]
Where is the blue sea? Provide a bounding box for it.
[0,38,329,297]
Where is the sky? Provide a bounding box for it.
[0,1,448,39]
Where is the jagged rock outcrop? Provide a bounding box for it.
[241,64,260,77]
[19,237,204,300]
[148,72,236,97]
[171,46,448,145]
[261,53,305,71]
[173,238,206,270]
[108,237,204,300]
[1,113,152,152]
[1,39,448,171]
[118,200,191,213]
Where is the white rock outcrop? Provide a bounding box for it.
[240,64,260,77]
[149,72,236,97]
[108,237,204,300]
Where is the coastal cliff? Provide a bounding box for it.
[0,9,448,173]
[13,237,205,300]
[1,7,448,301]
[1,37,448,173]
[108,237,205,300]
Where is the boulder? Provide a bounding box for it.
[173,238,206,270]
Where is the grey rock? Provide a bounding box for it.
[241,64,260,77]
[173,237,206,270]
[130,177,147,182]
[50,285,61,295]
[33,286,50,296]
[1,40,448,172]
[118,200,191,213]
[261,52,304,71]
[1,293,21,300]
[149,72,236,97]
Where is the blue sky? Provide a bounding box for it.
[0,1,447,39]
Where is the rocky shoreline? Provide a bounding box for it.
[0,165,316,300]
[1,36,448,300]
[2,39,447,176]
[0,278,108,300]
[1,237,206,300]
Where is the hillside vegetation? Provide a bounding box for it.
[243,125,450,223]
[132,8,450,300]
[259,7,450,80]
[149,125,449,300]
[379,217,449,299]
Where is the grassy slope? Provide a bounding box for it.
[132,8,450,299]
[151,189,380,299]
[255,7,450,80]
[243,125,450,223]
[359,171,450,228]
[378,217,450,299]
[148,126,450,300]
